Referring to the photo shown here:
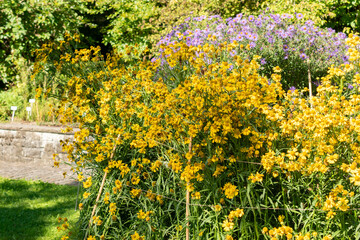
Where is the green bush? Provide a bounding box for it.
[255,0,360,33]
[0,0,83,86]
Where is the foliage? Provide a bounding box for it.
[33,21,360,239]
[322,0,360,33]
[0,0,83,86]
[253,0,329,26]
[256,0,360,33]
[0,177,80,240]
[79,0,157,53]
[79,0,269,53]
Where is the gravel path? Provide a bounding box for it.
[0,160,79,186]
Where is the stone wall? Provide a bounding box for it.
[0,123,75,164]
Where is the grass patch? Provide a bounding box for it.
[0,177,80,240]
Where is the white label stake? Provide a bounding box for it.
[29,99,35,116]
[11,106,17,122]
[26,107,32,117]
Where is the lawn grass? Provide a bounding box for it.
[0,177,80,240]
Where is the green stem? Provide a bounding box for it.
[339,77,344,96]
[247,184,260,239]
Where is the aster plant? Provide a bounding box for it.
[156,12,350,93]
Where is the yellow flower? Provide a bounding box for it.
[225,235,234,240]
[222,183,239,199]
[278,215,285,225]
[83,177,92,188]
[228,208,244,220]
[130,189,142,198]
[109,202,117,215]
[248,172,264,183]
[83,192,90,199]
[191,192,201,200]
[131,231,145,240]
[273,66,282,73]
[222,219,234,232]
[214,204,222,212]
[61,235,69,240]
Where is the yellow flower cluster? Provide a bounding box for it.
[83,176,92,188]
[221,208,244,232]
[248,172,264,183]
[222,183,239,199]
[109,202,117,216]
[137,210,154,221]
[92,216,103,226]
[262,225,294,239]
[131,231,145,240]
[35,31,360,239]
[320,185,353,219]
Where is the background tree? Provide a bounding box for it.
[0,0,84,87]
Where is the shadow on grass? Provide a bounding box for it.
[0,178,79,240]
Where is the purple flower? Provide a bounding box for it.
[289,86,296,92]
[337,32,347,39]
[260,58,267,65]
[255,19,263,27]
[334,40,342,46]
[249,41,256,48]
[313,81,321,87]
[287,25,295,32]
[240,19,247,25]
[251,34,258,41]
[281,13,293,19]
[227,28,235,34]
[248,15,255,22]
[236,13,243,18]
[230,50,237,57]
[296,13,303,19]
[348,84,354,89]
[216,23,226,31]
[236,34,243,41]
[280,31,288,39]
[267,37,274,44]
[305,20,314,26]
[266,23,275,31]
[300,53,308,60]
[301,25,308,32]
[270,14,281,24]
[342,55,349,62]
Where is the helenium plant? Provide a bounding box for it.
[156,12,350,92]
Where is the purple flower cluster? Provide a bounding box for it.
[160,13,348,62]
[155,12,355,89]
